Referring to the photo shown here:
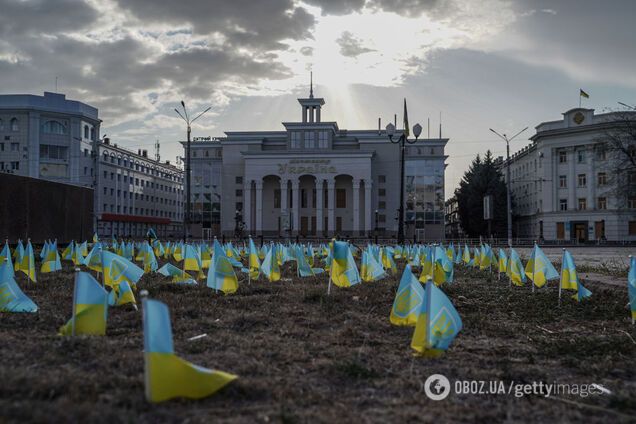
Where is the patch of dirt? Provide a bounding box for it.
[1,259,635,423]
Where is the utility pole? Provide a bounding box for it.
[175,101,211,242]
[489,127,528,248]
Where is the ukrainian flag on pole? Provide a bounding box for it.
[506,249,526,286]
[560,249,591,302]
[248,237,261,280]
[330,241,361,288]
[59,271,108,336]
[108,280,137,307]
[207,239,238,294]
[143,297,237,402]
[261,245,281,282]
[360,249,386,282]
[525,243,559,288]
[0,260,37,313]
[411,281,462,357]
[16,240,36,283]
[390,265,425,326]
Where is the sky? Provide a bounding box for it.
[1,0,635,197]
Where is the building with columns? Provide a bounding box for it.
[185,87,448,240]
[502,108,636,242]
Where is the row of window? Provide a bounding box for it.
[558,147,606,163]
[559,172,611,188]
[0,161,20,170]
[102,171,182,193]
[0,142,20,152]
[0,118,19,132]
[558,197,611,211]
[290,131,330,149]
[102,153,181,182]
[102,186,182,205]
[102,204,179,218]
[191,149,222,158]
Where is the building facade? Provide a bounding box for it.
[184,90,448,240]
[0,92,99,186]
[0,92,185,239]
[96,139,184,239]
[503,108,636,242]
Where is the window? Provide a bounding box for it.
[290,132,301,149]
[301,189,307,208]
[378,214,386,223]
[597,146,607,160]
[236,202,243,211]
[597,172,607,186]
[628,196,636,209]
[559,199,568,211]
[597,197,607,210]
[42,120,66,134]
[318,131,329,149]
[559,150,567,163]
[235,189,243,197]
[90,128,95,140]
[304,131,315,149]
[578,198,587,210]
[3,136,8,140]
[11,142,19,151]
[379,188,386,197]
[0,143,3,152]
[235,176,243,185]
[0,119,3,131]
[10,118,18,132]
[378,201,386,209]
[577,150,585,163]
[578,174,587,187]
[336,188,346,208]
[630,221,636,235]
[39,145,68,160]
[378,175,386,184]
[84,125,89,139]
[84,167,88,175]
[559,175,567,188]
[556,222,565,240]
[274,189,281,208]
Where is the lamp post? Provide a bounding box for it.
[234,209,242,240]
[489,126,528,248]
[386,117,422,245]
[175,101,211,242]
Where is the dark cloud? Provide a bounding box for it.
[0,0,98,37]
[336,31,375,58]
[303,0,366,15]
[113,0,315,50]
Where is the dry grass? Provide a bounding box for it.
[1,259,635,423]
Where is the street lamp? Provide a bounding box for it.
[175,101,212,242]
[618,102,636,111]
[489,126,528,248]
[386,108,422,245]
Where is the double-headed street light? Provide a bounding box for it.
[175,101,211,241]
[489,126,528,248]
[386,104,422,245]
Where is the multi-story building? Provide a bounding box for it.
[503,107,636,241]
[0,92,185,239]
[0,91,99,186]
[96,139,184,239]
[444,196,464,239]
[184,87,448,240]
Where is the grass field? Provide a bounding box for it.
[1,259,635,423]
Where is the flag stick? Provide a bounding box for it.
[531,242,536,294]
[327,243,333,296]
[558,248,565,307]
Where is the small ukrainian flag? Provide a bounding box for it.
[59,271,108,336]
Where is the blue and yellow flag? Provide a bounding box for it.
[330,241,361,288]
[183,244,204,280]
[0,260,37,313]
[506,249,526,286]
[143,298,237,402]
[248,238,261,280]
[628,256,636,322]
[411,281,462,357]
[497,248,508,273]
[61,241,74,261]
[390,265,425,326]
[360,249,386,282]
[59,271,108,336]
[41,241,62,273]
[108,280,136,307]
[16,240,36,282]
[525,244,559,288]
[207,239,238,294]
[462,244,472,265]
[0,241,10,263]
[157,263,195,284]
[147,228,158,240]
[261,245,281,282]
[560,250,591,301]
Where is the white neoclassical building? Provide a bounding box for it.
[185,88,449,240]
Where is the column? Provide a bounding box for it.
[327,179,335,235]
[316,179,324,235]
[352,179,360,236]
[364,179,372,235]
[291,179,300,235]
[280,179,288,233]
[243,180,252,233]
[255,180,263,235]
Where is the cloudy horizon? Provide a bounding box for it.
[1,0,635,197]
